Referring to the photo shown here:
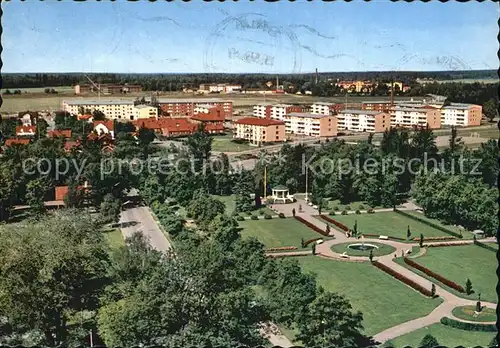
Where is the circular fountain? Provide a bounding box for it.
[347,243,379,251]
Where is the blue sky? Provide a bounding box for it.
[2,0,498,73]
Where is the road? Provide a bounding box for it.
[119,205,172,251]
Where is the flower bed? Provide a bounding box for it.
[294,216,329,236]
[440,317,497,332]
[413,236,457,241]
[403,257,465,293]
[265,246,298,252]
[393,209,462,238]
[303,238,322,247]
[426,241,472,248]
[319,215,349,232]
[372,261,434,297]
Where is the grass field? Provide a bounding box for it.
[387,323,495,348]
[452,306,496,322]
[331,242,396,257]
[211,133,253,153]
[403,211,473,238]
[297,256,442,336]
[326,199,382,211]
[457,127,499,140]
[212,195,275,216]
[102,228,125,250]
[327,211,464,240]
[238,218,324,248]
[407,245,497,303]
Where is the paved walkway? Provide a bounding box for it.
[270,198,498,344]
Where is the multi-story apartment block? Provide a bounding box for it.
[361,101,393,112]
[133,105,158,119]
[253,104,305,120]
[337,110,391,133]
[63,100,157,121]
[157,98,233,119]
[284,113,337,137]
[311,102,343,115]
[440,103,482,127]
[233,117,286,144]
[199,83,242,93]
[390,106,441,129]
[253,103,272,118]
[74,84,142,95]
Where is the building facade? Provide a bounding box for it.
[233,117,286,144]
[199,83,242,93]
[284,113,337,137]
[311,102,343,115]
[390,106,441,129]
[441,103,482,127]
[133,105,159,119]
[74,84,142,95]
[63,100,135,120]
[337,110,391,133]
[157,98,233,119]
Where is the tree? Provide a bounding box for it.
[44,88,50,94]
[431,284,436,297]
[35,119,48,138]
[369,249,373,262]
[64,177,84,208]
[0,211,109,346]
[186,191,225,230]
[353,220,358,235]
[466,278,473,295]
[92,110,106,121]
[483,98,498,122]
[301,238,305,248]
[407,225,411,239]
[184,124,212,174]
[99,193,121,225]
[311,243,316,255]
[419,333,439,348]
[419,233,424,247]
[326,224,330,234]
[26,177,51,215]
[296,291,363,348]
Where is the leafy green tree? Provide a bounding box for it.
[0,211,109,346]
[411,125,438,161]
[35,119,48,138]
[184,124,212,174]
[419,333,439,348]
[234,170,255,213]
[296,290,363,348]
[419,233,424,247]
[92,110,106,121]
[64,177,85,208]
[474,140,498,187]
[99,193,121,225]
[140,174,167,206]
[407,225,411,239]
[186,190,225,230]
[466,278,473,295]
[483,98,498,122]
[431,284,436,297]
[26,177,51,214]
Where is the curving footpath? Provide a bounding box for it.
[271,199,497,344]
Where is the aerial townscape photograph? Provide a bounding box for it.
[0,1,498,347]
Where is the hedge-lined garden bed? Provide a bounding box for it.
[452,306,496,323]
[372,261,435,297]
[394,209,463,238]
[403,257,465,293]
[318,215,349,232]
[440,317,497,332]
[294,216,329,236]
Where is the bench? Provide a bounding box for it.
[379,235,389,240]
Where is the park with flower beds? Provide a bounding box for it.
[234,197,497,347]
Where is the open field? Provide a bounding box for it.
[327,211,467,240]
[211,133,253,152]
[238,218,324,248]
[212,195,274,216]
[403,211,471,236]
[406,244,497,303]
[331,242,396,257]
[103,228,125,250]
[297,256,442,336]
[388,323,495,347]
[2,86,75,93]
[434,78,498,84]
[457,127,498,140]
[326,199,382,211]
[452,305,496,322]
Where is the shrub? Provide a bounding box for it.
[278,213,285,218]
[358,204,365,210]
[236,215,245,221]
[264,214,272,220]
[367,208,375,214]
[319,215,349,232]
[265,246,298,252]
[259,209,265,215]
[373,261,434,297]
[341,210,348,215]
[426,241,471,248]
[440,317,497,332]
[345,205,351,211]
[330,211,336,216]
[333,205,340,211]
[394,208,462,238]
[294,216,328,236]
[251,215,259,220]
[246,211,253,216]
[413,236,456,241]
[355,209,361,214]
[403,257,465,293]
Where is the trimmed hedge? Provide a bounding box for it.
[404,257,465,293]
[355,209,361,214]
[427,241,471,248]
[394,209,462,238]
[319,215,349,232]
[236,215,245,221]
[250,215,259,220]
[440,317,497,332]
[341,210,348,215]
[264,214,272,219]
[412,236,457,241]
[367,208,375,214]
[362,233,406,241]
[303,238,322,247]
[278,213,285,218]
[265,246,298,252]
[474,240,497,252]
[372,261,434,297]
[294,216,329,236]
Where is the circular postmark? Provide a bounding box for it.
[203,13,302,73]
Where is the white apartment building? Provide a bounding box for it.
[311,102,335,115]
[284,113,337,137]
[63,100,159,121]
[337,110,390,133]
[391,106,441,129]
[441,103,482,127]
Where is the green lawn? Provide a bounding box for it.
[387,323,495,348]
[404,211,474,238]
[103,229,125,250]
[457,127,499,140]
[238,218,325,248]
[408,245,497,303]
[331,242,396,257]
[297,256,442,336]
[326,199,381,211]
[212,194,275,216]
[328,212,459,240]
[210,134,253,153]
[452,306,496,323]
